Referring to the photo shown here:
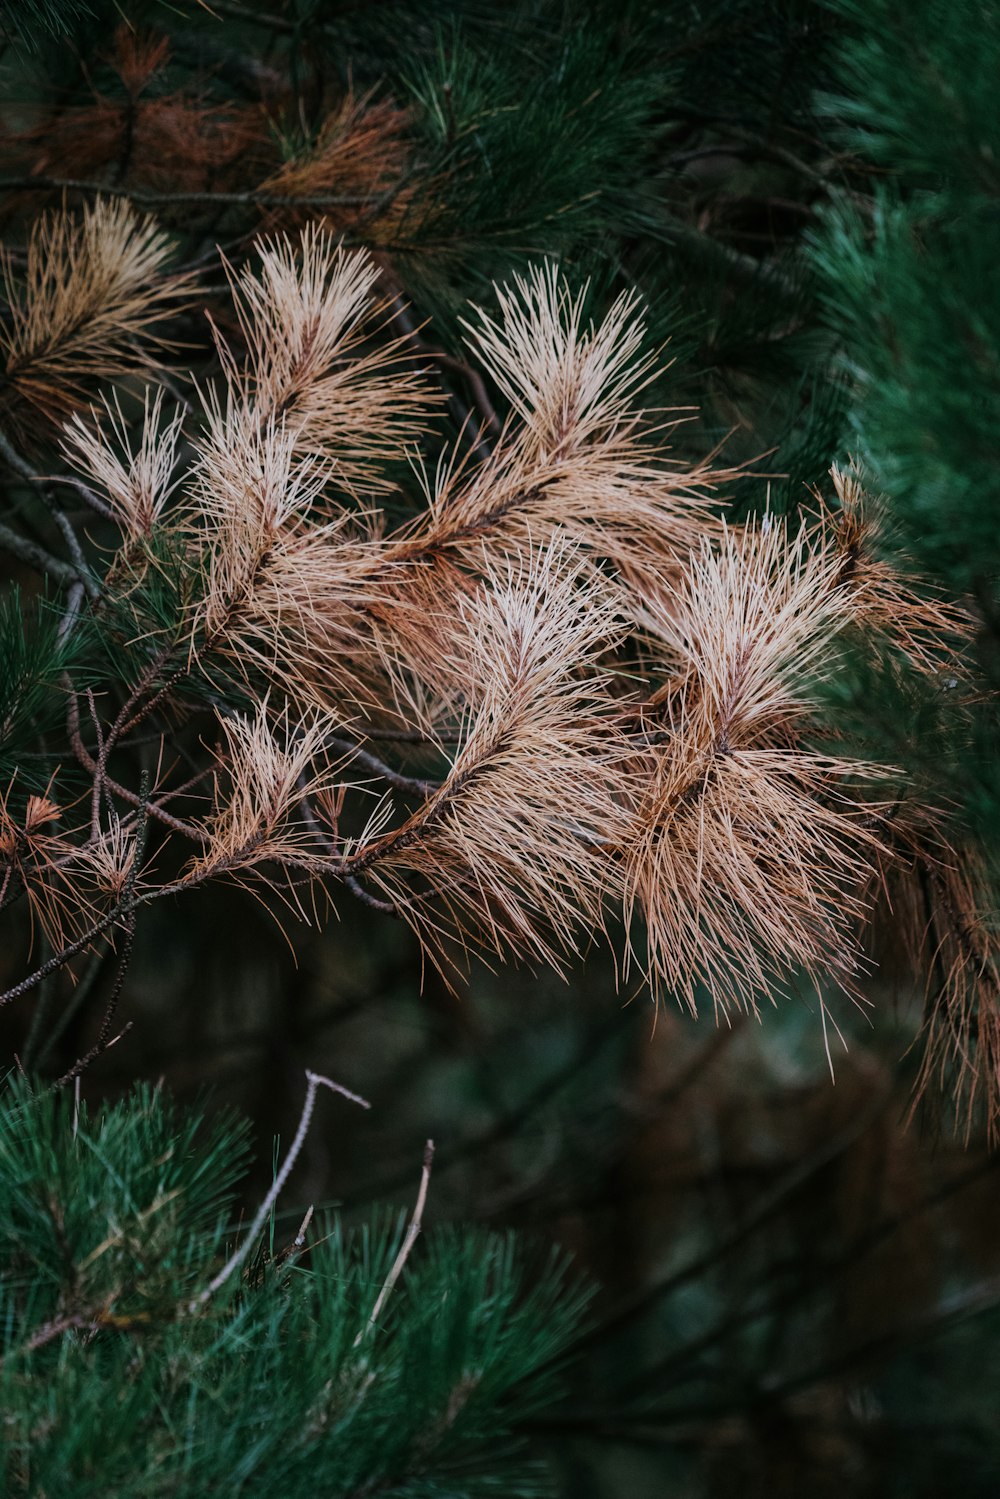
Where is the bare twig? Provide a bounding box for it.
[274,1204,315,1268]
[0,902,129,1007]
[324,734,438,798]
[66,690,208,842]
[44,471,116,522]
[344,873,396,915]
[384,289,497,459]
[0,849,227,1010]
[57,581,86,644]
[355,1138,435,1344]
[0,515,80,587]
[54,1021,133,1088]
[29,947,109,1073]
[435,349,501,435]
[0,429,97,596]
[86,689,107,840]
[296,773,398,916]
[191,1069,370,1310]
[0,177,377,210]
[53,934,136,1089]
[18,1311,90,1355]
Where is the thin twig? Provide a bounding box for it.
[191,1069,370,1310]
[364,726,462,745]
[296,773,398,915]
[57,581,86,644]
[44,472,116,522]
[54,930,136,1089]
[384,289,497,459]
[0,902,133,1007]
[54,1021,133,1088]
[274,1204,315,1268]
[18,1312,90,1355]
[30,947,109,1073]
[0,429,98,596]
[355,1139,435,1344]
[344,873,396,914]
[0,516,80,586]
[0,177,377,209]
[324,734,438,797]
[86,689,106,840]
[0,803,410,1009]
[53,773,151,1086]
[66,691,208,842]
[19,941,55,1072]
[435,349,501,434]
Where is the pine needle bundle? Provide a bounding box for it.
[0,199,192,437]
[6,27,266,197]
[625,517,892,1016]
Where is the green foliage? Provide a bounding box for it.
[813,0,1000,600]
[821,0,1000,189]
[0,0,94,50]
[394,19,663,316]
[813,192,1000,596]
[0,1079,588,1497]
[586,0,847,492]
[0,591,94,791]
[810,0,1000,853]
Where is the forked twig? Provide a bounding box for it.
[191,1069,370,1310]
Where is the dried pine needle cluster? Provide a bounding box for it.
[0,199,192,437]
[0,199,994,1126]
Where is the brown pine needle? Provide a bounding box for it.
[0,197,194,433]
[11,221,988,1131]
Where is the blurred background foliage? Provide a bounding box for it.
[1,0,1000,1493]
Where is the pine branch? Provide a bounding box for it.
[0,515,80,586]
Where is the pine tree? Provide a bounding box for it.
[1,3,999,1495]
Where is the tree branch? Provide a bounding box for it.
[191,1069,370,1310]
